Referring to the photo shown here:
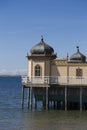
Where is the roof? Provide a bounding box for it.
[30,38,54,54]
[70,46,86,63]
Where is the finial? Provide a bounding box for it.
[41,35,43,42]
[76,46,79,52]
[67,52,69,60]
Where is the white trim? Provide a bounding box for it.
[21,76,87,86]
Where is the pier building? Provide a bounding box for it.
[22,38,87,110]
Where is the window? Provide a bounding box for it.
[76,68,82,77]
[35,65,41,76]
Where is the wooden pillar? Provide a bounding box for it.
[22,85,24,109]
[29,86,32,109]
[34,88,37,109]
[57,101,58,109]
[46,86,48,110]
[28,87,30,109]
[65,86,67,111]
[33,88,36,109]
[54,101,56,109]
[43,87,45,109]
[80,87,82,111]
[35,99,37,109]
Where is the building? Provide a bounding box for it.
[22,37,87,110]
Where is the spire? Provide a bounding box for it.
[41,35,44,42]
[76,46,79,52]
[67,52,69,60]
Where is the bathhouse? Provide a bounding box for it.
[22,37,87,110]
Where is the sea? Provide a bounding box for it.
[0,76,87,130]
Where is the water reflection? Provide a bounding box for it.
[19,110,87,130]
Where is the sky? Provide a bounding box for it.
[0,0,87,75]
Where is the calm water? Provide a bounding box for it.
[0,76,87,130]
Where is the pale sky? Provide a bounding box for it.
[0,0,87,75]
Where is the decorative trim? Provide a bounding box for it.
[51,59,67,66]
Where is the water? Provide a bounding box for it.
[0,76,87,130]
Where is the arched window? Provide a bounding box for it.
[35,65,41,76]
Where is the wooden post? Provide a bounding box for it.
[46,86,48,110]
[54,101,56,109]
[65,86,67,111]
[22,85,24,109]
[80,87,82,111]
[34,88,37,109]
[28,87,30,109]
[43,87,45,109]
[33,88,36,110]
[29,86,32,110]
[35,98,37,109]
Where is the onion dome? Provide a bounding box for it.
[30,37,54,54]
[70,46,86,62]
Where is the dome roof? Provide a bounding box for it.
[30,38,54,54]
[70,46,86,62]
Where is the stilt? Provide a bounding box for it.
[57,101,58,109]
[65,86,67,111]
[34,88,37,109]
[50,101,52,109]
[54,101,56,109]
[35,99,37,109]
[43,87,45,109]
[28,87,30,109]
[33,97,35,109]
[22,85,24,109]
[46,87,48,110]
[80,87,82,111]
[29,86,32,110]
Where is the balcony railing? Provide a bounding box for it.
[21,76,87,86]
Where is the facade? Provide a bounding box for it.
[22,38,87,110]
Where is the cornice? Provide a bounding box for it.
[68,62,87,66]
[51,59,67,66]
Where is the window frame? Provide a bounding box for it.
[35,64,41,77]
[76,68,82,77]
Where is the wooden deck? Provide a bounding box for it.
[22,76,87,87]
[21,76,87,111]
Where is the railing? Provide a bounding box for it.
[21,76,87,86]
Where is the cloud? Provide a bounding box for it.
[0,68,27,76]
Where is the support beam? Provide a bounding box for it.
[28,87,30,109]
[46,87,48,110]
[35,99,37,109]
[43,88,45,109]
[80,87,82,111]
[29,86,32,110]
[65,86,67,111]
[22,85,24,109]
[33,88,36,109]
